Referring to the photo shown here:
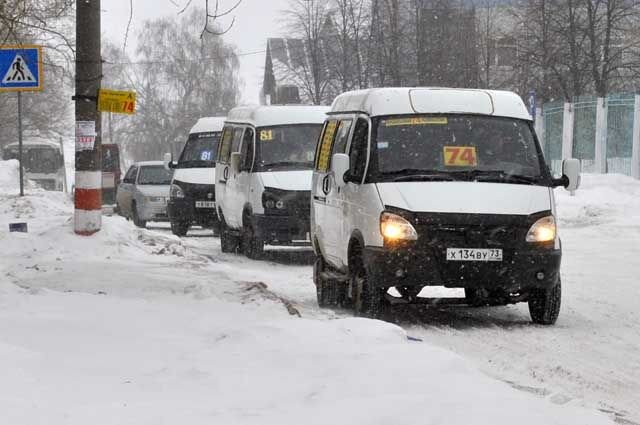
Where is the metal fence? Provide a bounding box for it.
[541,93,640,179]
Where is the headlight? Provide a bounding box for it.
[170,184,184,199]
[262,189,286,211]
[380,212,418,241]
[526,215,556,243]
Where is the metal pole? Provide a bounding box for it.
[74,0,102,235]
[18,91,24,196]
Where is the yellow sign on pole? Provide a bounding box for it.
[98,89,136,114]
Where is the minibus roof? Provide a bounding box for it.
[5,138,61,150]
[225,105,330,127]
[330,87,532,121]
[189,117,226,134]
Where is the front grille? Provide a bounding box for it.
[412,211,530,251]
[284,191,310,218]
[174,180,215,201]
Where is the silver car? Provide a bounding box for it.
[116,161,173,228]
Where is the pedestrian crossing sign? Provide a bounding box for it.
[0,45,43,92]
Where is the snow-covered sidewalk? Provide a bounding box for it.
[0,160,623,424]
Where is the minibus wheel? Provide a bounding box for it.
[314,254,337,307]
[350,253,386,319]
[242,222,264,260]
[220,219,239,253]
[170,220,189,237]
[528,281,561,325]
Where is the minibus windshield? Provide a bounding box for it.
[177,131,221,168]
[138,165,173,185]
[256,124,322,171]
[372,115,545,184]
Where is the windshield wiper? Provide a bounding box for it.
[451,170,540,185]
[383,168,456,182]
[260,161,313,169]
[177,160,214,168]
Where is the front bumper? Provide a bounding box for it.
[363,244,561,292]
[167,198,218,228]
[250,214,310,243]
[139,201,170,221]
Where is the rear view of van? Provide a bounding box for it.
[164,117,225,236]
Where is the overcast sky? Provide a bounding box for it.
[101,0,291,104]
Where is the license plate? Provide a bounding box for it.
[195,201,215,208]
[446,248,503,262]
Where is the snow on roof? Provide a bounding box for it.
[4,137,61,150]
[225,105,329,127]
[330,87,532,121]
[189,117,226,134]
[135,160,165,167]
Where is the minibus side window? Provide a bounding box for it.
[231,127,244,154]
[332,119,353,155]
[218,127,234,164]
[240,127,254,171]
[315,119,338,172]
[349,118,369,181]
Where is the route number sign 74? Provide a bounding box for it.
[443,146,477,167]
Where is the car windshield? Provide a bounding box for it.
[137,165,173,185]
[177,131,221,168]
[256,124,322,171]
[371,115,544,183]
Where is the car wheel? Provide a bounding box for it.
[242,221,264,260]
[132,202,147,228]
[170,220,189,237]
[220,218,239,253]
[350,253,386,319]
[528,281,561,325]
[314,254,338,308]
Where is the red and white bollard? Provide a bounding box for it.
[74,170,101,235]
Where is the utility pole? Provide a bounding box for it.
[74,0,102,235]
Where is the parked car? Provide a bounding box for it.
[311,87,580,324]
[163,117,225,236]
[116,161,174,228]
[215,105,329,259]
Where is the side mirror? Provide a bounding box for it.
[230,152,242,173]
[331,153,350,188]
[163,152,175,170]
[552,158,580,192]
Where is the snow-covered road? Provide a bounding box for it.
[153,174,640,424]
[1,158,637,424]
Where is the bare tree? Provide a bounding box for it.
[0,1,75,149]
[279,0,334,105]
[110,8,240,162]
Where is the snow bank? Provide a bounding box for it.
[556,173,640,227]
[0,164,621,424]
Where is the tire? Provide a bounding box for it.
[170,220,189,237]
[132,203,147,228]
[314,254,338,308]
[350,253,387,319]
[528,281,562,325]
[220,218,239,253]
[242,221,264,260]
